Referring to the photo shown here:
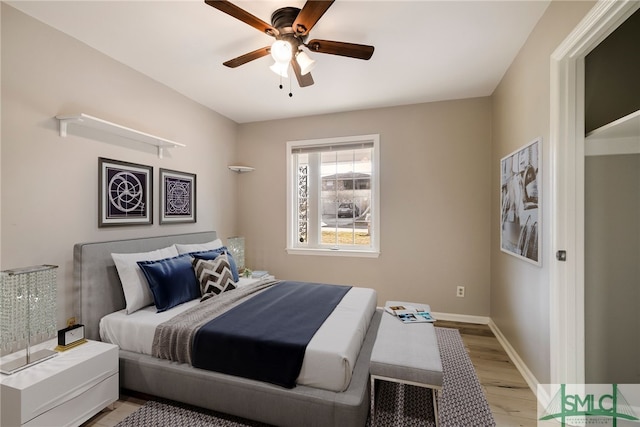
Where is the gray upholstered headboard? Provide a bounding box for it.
[73,231,217,340]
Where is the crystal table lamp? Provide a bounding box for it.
[226,236,245,271]
[0,265,58,375]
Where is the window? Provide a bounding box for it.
[286,134,380,257]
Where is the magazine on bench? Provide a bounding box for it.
[384,305,436,323]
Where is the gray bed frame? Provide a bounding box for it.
[73,231,381,427]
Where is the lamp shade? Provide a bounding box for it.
[270,61,289,78]
[270,40,292,64]
[226,237,245,271]
[295,51,316,75]
[0,265,58,374]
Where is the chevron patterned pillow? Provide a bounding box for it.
[192,254,237,301]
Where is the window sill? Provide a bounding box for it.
[286,248,380,258]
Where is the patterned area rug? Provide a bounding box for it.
[115,327,495,427]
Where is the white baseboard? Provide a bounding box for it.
[487,319,542,400]
[429,312,545,402]
[431,311,490,325]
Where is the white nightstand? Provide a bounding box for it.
[1,339,118,427]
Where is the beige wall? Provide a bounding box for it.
[491,0,595,384]
[237,98,492,315]
[1,4,239,329]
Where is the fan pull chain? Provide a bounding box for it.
[289,73,293,97]
[275,68,293,98]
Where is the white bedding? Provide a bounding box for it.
[100,278,377,392]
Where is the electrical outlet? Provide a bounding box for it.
[456,286,465,298]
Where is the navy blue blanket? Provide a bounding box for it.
[192,281,351,388]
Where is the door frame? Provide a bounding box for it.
[549,0,639,385]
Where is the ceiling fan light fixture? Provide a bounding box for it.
[270,40,292,64]
[207,0,375,90]
[295,51,316,75]
[270,61,289,78]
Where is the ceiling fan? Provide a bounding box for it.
[204,0,375,88]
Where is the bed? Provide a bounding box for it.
[73,231,381,426]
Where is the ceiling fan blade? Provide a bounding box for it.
[292,0,335,36]
[306,39,374,60]
[223,46,271,68]
[205,0,278,37]
[292,59,314,87]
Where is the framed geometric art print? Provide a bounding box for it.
[160,168,196,224]
[500,137,541,266]
[98,158,152,227]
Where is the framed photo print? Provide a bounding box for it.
[99,158,152,227]
[500,137,541,266]
[160,168,196,224]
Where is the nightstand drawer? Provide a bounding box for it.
[1,340,118,426]
[24,373,118,427]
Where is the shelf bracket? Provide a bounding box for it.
[59,120,68,137]
[58,117,81,138]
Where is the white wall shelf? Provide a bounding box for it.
[228,165,255,173]
[56,113,185,159]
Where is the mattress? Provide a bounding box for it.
[100,278,377,392]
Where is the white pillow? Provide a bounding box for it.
[174,239,223,255]
[112,245,179,314]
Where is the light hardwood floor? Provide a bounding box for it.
[83,321,539,427]
[436,320,539,426]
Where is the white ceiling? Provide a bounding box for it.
[8,1,550,124]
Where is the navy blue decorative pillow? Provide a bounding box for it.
[191,247,239,282]
[137,254,200,312]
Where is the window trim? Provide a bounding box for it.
[286,134,380,258]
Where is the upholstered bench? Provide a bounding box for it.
[369,301,443,426]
